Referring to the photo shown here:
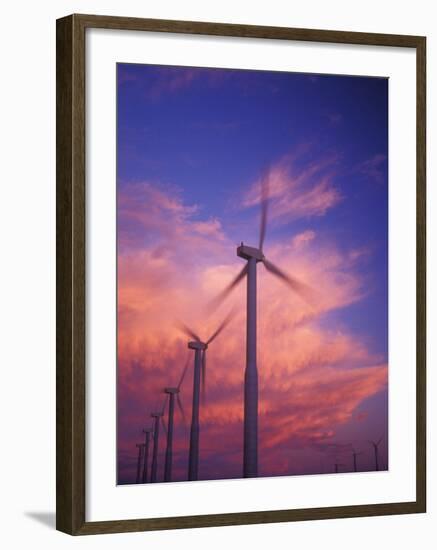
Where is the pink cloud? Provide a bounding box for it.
[292,230,316,249]
[242,152,342,223]
[117,175,387,481]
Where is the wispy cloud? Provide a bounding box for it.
[357,154,387,185]
[242,152,342,223]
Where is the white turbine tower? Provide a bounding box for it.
[150,398,168,483]
[179,313,234,481]
[163,359,189,482]
[210,168,314,478]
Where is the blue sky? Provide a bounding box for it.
[117,63,389,482]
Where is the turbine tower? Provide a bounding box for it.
[135,443,145,484]
[179,313,234,481]
[210,168,313,478]
[163,360,188,482]
[351,447,363,473]
[334,462,345,474]
[141,428,153,483]
[150,399,167,483]
[369,438,383,471]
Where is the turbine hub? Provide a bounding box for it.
[164,387,179,394]
[188,340,207,350]
[237,244,264,262]
[151,412,163,418]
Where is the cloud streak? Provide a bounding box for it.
[242,152,342,224]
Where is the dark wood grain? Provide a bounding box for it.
[56,14,86,535]
[415,37,427,514]
[56,13,427,536]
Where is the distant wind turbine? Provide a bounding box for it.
[135,443,145,484]
[150,398,168,483]
[369,437,383,471]
[334,462,346,474]
[141,428,153,483]
[351,447,363,473]
[163,358,189,482]
[179,312,234,481]
[210,167,314,478]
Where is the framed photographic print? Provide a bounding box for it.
[56,14,426,535]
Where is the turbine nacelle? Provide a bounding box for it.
[164,387,180,394]
[188,341,207,351]
[151,412,163,418]
[237,243,264,262]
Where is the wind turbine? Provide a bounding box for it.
[179,312,234,481]
[141,428,153,483]
[210,167,314,478]
[163,359,189,482]
[351,447,363,473]
[150,398,168,483]
[135,443,145,484]
[334,462,346,473]
[369,437,383,471]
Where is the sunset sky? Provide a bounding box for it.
[116,63,388,484]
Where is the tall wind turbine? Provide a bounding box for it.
[150,398,167,483]
[210,168,314,478]
[163,359,189,482]
[179,313,234,481]
[369,438,383,471]
[135,443,145,484]
[141,428,153,483]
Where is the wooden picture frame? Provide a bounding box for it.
[56,13,426,535]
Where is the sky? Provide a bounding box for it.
[116,63,388,485]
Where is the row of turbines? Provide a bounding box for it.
[134,316,233,484]
[129,167,383,484]
[332,438,385,474]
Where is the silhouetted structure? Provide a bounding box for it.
[369,438,383,471]
[210,167,314,478]
[135,443,145,483]
[141,428,153,483]
[163,360,189,482]
[180,313,234,480]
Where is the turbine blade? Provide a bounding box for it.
[177,356,190,390]
[377,436,383,446]
[207,265,247,310]
[177,322,201,342]
[258,166,270,252]
[176,394,187,425]
[201,350,206,403]
[263,259,315,303]
[207,308,235,344]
